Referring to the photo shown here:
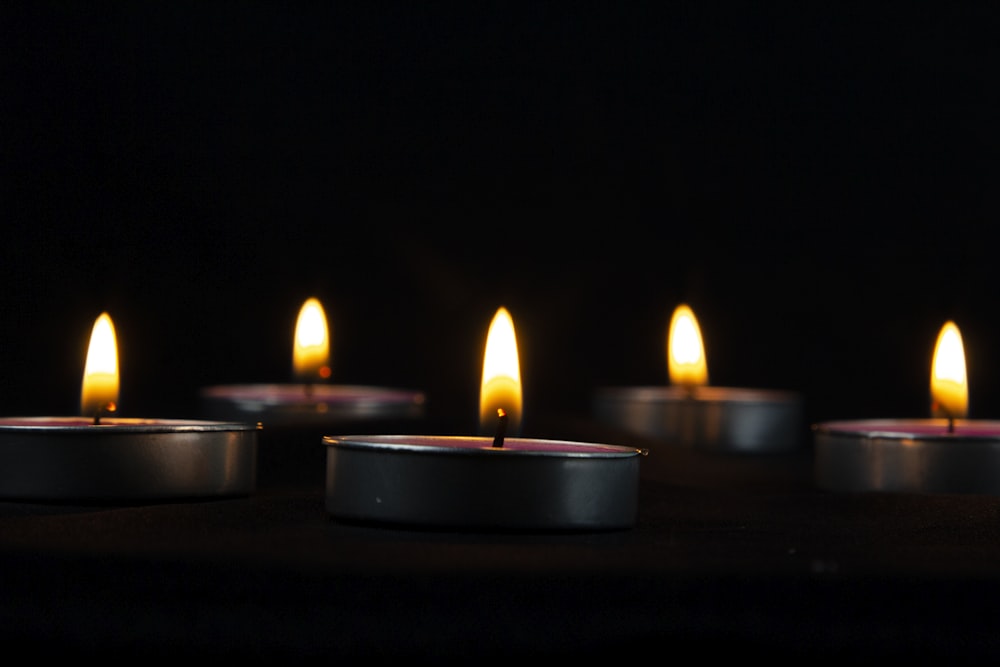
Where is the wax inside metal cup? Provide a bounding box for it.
[593,386,803,453]
[0,417,259,501]
[323,435,645,531]
[814,419,1000,494]
[199,384,426,427]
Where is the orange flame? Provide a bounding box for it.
[479,307,523,435]
[80,312,119,418]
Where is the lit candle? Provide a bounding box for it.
[199,297,426,488]
[199,297,425,427]
[323,306,646,531]
[814,320,1000,494]
[593,303,803,453]
[0,312,259,501]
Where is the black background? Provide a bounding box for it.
[3,2,997,438]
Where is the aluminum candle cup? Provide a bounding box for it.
[0,417,259,501]
[814,320,995,493]
[199,299,429,426]
[323,435,646,531]
[814,419,1000,494]
[594,304,802,454]
[200,384,426,488]
[593,386,803,453]
[4,311,260,501]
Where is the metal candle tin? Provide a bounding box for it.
[593,386,803,453]
[0,417,259,501]
[200,384,426,488]
[199,384,426,426]
[323,435,646,531]
[814,419,1000,494]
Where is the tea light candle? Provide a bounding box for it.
[0,313,258,501]
[814,320,1000,494]
[324,307,646,531]
[199,298,426,488]
[200,298,426,427]
[593,304,802,453]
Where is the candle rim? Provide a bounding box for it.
[200,383,425,402]
[814,418,1000,440]
[199,383,427,425]
[596,385,801,404]
[0,416,260,433]
[324,434,645,458]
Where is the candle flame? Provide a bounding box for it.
[479,306,523,435]
[930,320,968,419]
[80,312,120,417]
[293,297,331,382]
[668,304,709,389]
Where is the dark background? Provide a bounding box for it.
[2,2,997,438]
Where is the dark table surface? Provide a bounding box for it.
[3,418,1000,662]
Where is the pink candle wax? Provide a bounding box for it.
[199,383,426,427]
[0,416,242,429]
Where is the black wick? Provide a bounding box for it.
[492,408,508,448]
[933,401,956,434]
[93,401,117,425]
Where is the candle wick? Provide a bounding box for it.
[938,403,956,434]
[93,401,117,426]
[492,409,507,448]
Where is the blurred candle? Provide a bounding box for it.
[814,320,1000,494]
[199,297,425,488]
[594,303,803,453]
[200,297,425,428]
